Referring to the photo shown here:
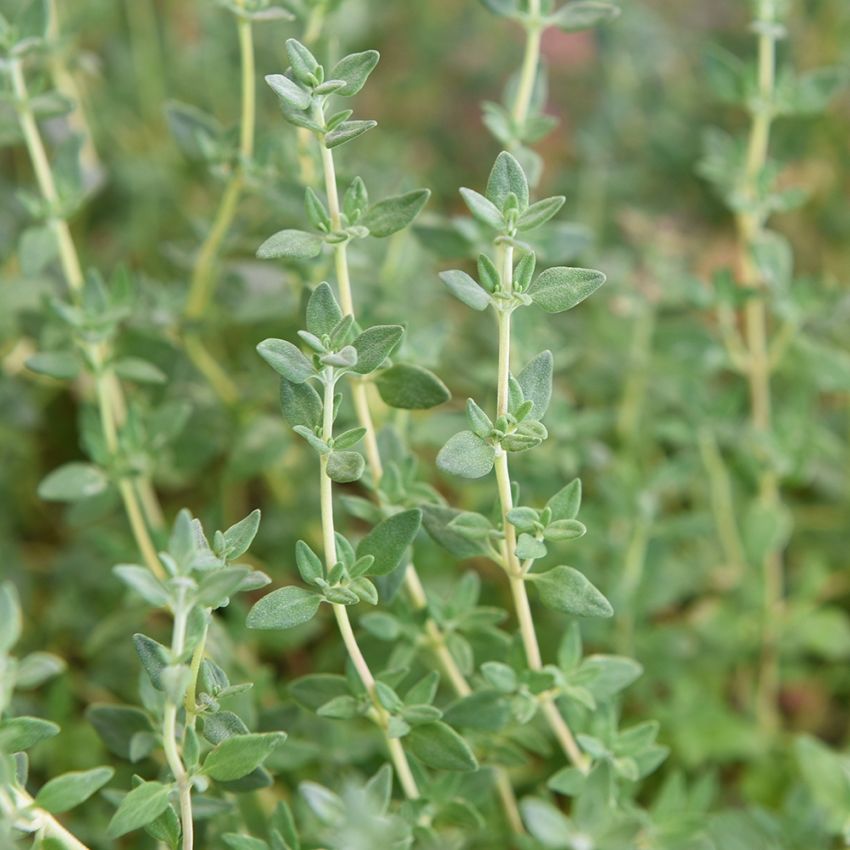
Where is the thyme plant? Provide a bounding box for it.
[2,0,849,848]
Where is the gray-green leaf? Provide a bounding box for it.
[356,509,422,576]
[257,229,323,260]
[257,339,314,383]
[107,781,173,838]
[375,364,450,409]
[528,267,606,313]
[406,721,478,771]
[440,269,491,311]
[38,463,109,502]
[202,732,286,781]
[529,566,613,617]
[437,431,495,479]
[35,767,114,814]
[247,586,321,630]
[363,189,430,238]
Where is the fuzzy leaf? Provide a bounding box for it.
[280,378,322,429]
[265,73,311,110]
[406,721,478,771]
[375,364,450,409]
[486,151,528,210]
[306,283,343,336]
[257,339,314,383]
[528,267,606,313]
[257,229,323,260]
[36,767,114,814]
[517,351,553,419]
[350,325,403,374]
[530,566,613,617]
[326,451,365,483]
[330,50,380,96]
[356,509,422,576]
[440,269,491,311]
[202,733,286,781]
[107,781,172,838]
[38,463,108,502]
[363,189,430,237]
[247,587,321,630]
[550,1,620,31]
[437,431,495,479]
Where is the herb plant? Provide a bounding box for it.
[2,0,849,848]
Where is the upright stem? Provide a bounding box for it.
[318,372,420,800]
[734,0,783,732]
[183,7,255,404]
[163,599,194,850]
[493,248,589,774]
[512,0,543,135]
[11,56,164,580]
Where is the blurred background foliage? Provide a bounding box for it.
[2,0,850,846]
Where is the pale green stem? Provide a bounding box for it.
[184,7,255,404]
[163,598,193,850]
[493,249,589,773]
[734,0,783,732]
[318,372,420,800]
[12,56,164,579]
[512,0,543,134]
[312,104,478,706]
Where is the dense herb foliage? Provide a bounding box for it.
[2,0,849,847]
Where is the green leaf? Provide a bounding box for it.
[550,1,620,32]
[247,587,321,630]
[222,509,262,559]
[356,509,422,576]
[406,721,478,771]
[422,506,492,559]
[86,704,153,760]
[38,463,109,502]
[257,229,323,260]
[257,339,314,383]
[107,781,173,838]
[517,351,553,419]
[265,73,311,110]
[459,188,504,230]
[375,364,450,409]
[295,540,324,584]
[547,479,582,521]
[437,431,495,479]
[25,351,79,380]
[0,717,59,752]
[15,652,65,688]
[19,224,57,275]
[133,634,169,690]
[363,189,430,237]
[306,283,343,336]
[325,120,377,149]
[350,325,403,374]
[440,269,491,311]
[36,766,114,814]
[515,534,547,560]
[529,566,613,617]
[528,267,606,313]
[280,378,322,429]
[113,565,169,607]
[520,797,574,845]
[486,151,528,211]
[0,582,22,654]
[113,357,167,384]
[517,196,565,231]
[575,655,642,699]
[326,451,365,483]
[330,50,380,96]
[197,567,256,608]
[285,39,320,85]
[202,732,286,781]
